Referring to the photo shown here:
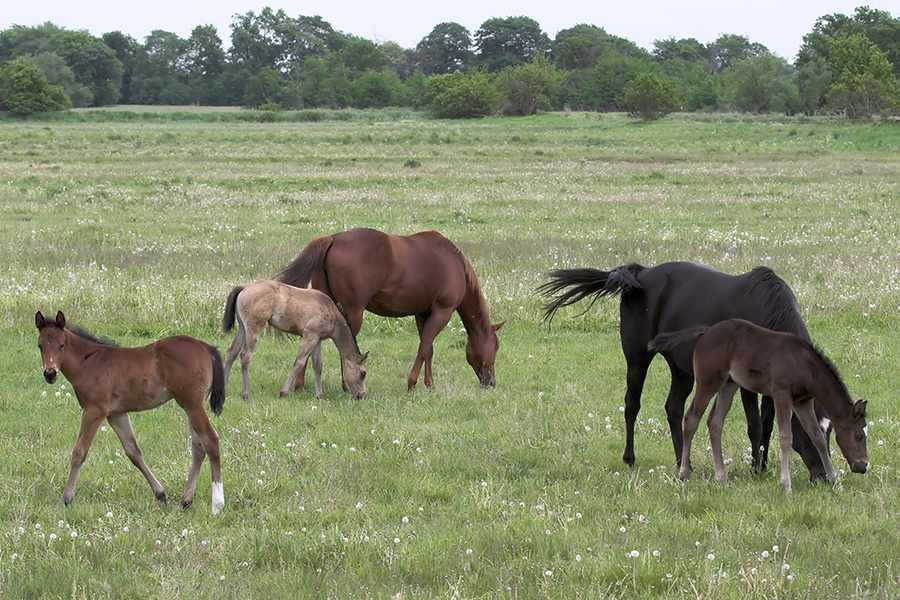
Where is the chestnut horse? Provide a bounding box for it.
[649,319,869,491]
[222,280,368,400]
[539,261,830,480]
[279,228,503,391]
[36,311,225,514]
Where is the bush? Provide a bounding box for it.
[425,70,499,119]
[0,58,70,116]
[621,72,681,120]
[496,55,559,116]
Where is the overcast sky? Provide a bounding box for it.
[2,1,894,62]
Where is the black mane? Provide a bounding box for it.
[744,267,809,339]
[68,325,119,347]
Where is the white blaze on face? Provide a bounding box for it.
[863,425,868,439]
[212,482,225,514]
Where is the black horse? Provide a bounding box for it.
[539,261,831,481]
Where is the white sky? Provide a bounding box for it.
[2,0,894,62]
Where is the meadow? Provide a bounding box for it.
[1,109,899,598]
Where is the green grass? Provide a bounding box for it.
[1,110,899,598]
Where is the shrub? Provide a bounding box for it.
[0,58,70,116]
[425,70,498,119]
[621,72,681,120]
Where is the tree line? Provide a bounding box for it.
[1,6,898,119]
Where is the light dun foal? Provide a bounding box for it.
[222,280,368,400]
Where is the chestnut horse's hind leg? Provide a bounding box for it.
[61,407,106,507]
[107,413,167,506]
[181,404,223,514]
[414,314,436,390]
[180,424,207,509]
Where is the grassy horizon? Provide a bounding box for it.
[1,111,899,598]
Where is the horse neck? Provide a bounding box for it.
[457,268,492,339]
[804,353,853,420]
[59,329,102,379]
[330,314,361,360]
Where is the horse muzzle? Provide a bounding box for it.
[43,368,58,384]
[851,460,869,474]
[480,373,496,389]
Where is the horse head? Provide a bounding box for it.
[341,351,368,399]
[833,399,869,474]
[36,310,67,384]
[466,321,504,388]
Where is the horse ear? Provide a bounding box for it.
[55,311,67,328]
[361,351,369,363]
[35,311,45,328]
[853,400,867,418]
[492,321,506,333]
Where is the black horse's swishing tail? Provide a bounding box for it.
[647,326,709,354]
[222,286,245,333]
[538,264,645,323]
[206,345,226,416]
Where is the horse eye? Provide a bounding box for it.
[361,372,367,380]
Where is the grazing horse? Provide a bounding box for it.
[35,311,225,514]
[278,227,504,391]
[648,319,868,491]
[539,261,831,479]
[222,280,368,400]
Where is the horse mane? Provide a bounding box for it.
[744,267,809,339]
[333,301,363,355]
[455,244,491,328]
[68,324,119,347]
[807,341,853,401]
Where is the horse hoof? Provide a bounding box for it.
[157,492,168,507]
[181,498,194,509]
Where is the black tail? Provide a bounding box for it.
[222,286,244,333]
[538,264,645,324]
[206,345,226,416]
[647,326,709,354]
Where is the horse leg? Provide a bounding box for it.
[740,389,764,471]
[182,404,223,514]
[622,356,651,467]
[222,321,245,395]
[414,314,435,389]
[662,361,695,468]
[408,308,453,392]
[773,391,795,492]
[708,383,738,484]
[759,395,776,471]
[281,337,321,398]
[61,408,106,506]
[107,413,167,507]
[792,400,839,484]
[791,408,829,483]
[236,320,266,399]
[680,382,719,481]
[311,342,324,399]
[179,424,206,509]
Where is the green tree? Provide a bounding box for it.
[652,37,707,63]
[621,71,680,120]
[416,22,472,75]
[798,7,900,78]
[796,55,833,114]
[705,34,769,74]
[723,55,801,114]
[826,33,900,118]
[425,69,498,118]
[495,54,558,115]
[0,57,69,116]
[581,51,652,110]
[243,67,300,109]
[184,25,225,104]
[27,51,93,107]
[102,31,138,103]
[475,17,550,72]
[129,30,190,105]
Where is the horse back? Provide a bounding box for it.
[326,228,469,316]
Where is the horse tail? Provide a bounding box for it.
[538,263,645,324]
[206,345,226,416]
[278,235,333,289]
[222,286,244,333]
[647,326,709,354]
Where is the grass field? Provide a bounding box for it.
[1,110,899,598]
